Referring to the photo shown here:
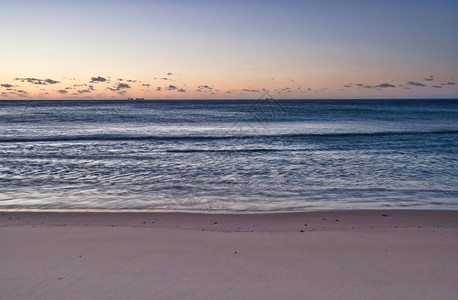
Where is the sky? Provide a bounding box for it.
[0,0,457,100]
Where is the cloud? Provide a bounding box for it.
[167,85,177,90]
[1,83,14,88]
[196,85,215,93]
[14,77,60,85]
[353,83,395,89]
[156,87,162,91]
[177,89,186,93]
[161,77,169,81]
[242,89,260,92]
[78,89,91,94]
[432,85,443,88]
[142,83,151,87]
[225,91,231,94]
[45,78,60,84]
[424,75,434,81]
[344,84,352,88]
[198,85,212,90]
[406,81,426,87]
[57,90,68,94]
[5,89,29,97]
[440,81,456,86]
[167,72,173,76]
[65,87,72,90]
[126,79,137,83]
[107,83,131,91]
[45,79,60,84]
[90,76,107,83]
[374,83,396,88]
[281,87,292,92]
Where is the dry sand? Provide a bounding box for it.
[1,210,457,300]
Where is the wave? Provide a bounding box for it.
[0,130,457,143]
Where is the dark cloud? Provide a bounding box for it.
[57,90,68,94]
[65,87,72,90]
[432,85,443,88]
[14,77,60,85]
[344,84,352,88]
[107,83,131,91]
[88,85,95,91]
[73,84,87,87]
[167,85,177,90]
[156,87,162,91]
[198,85,212,90]
[282,87,292,92]
[161,77,169,81]
[167,72,173,76]
[440,81,456,86]
[242,89,260,92]
[177,89,186,93]
[44,79,59,84]
[90,76,107,83]
[1,83,14,88]
[406,81,426,87]
[424,75,434,81]
[225,91,231,94]
[142,83,151,87]
[374,83,396,88]
[354,82,403,89]
[78,89,91,94]
[17,90,28,94]
[126,79,137,83]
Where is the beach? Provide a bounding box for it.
[1,210,457,299]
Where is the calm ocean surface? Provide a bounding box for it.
[0,99,457,211]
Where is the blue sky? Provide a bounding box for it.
[1,0,457,99]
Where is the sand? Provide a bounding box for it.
[1,210,457,300]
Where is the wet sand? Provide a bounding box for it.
[1,210,457,299]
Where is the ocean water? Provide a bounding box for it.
[0,99,457,211]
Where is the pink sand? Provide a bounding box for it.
[1,210,457,299]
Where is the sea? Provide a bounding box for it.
[0,99,457,211]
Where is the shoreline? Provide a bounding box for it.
[1,209,457,299]
[1,209,457,231]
